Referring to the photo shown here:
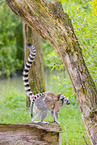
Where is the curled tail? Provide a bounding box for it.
[23,43,44,118]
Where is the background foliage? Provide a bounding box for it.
[0,0,96,84]
[0,2,23,76]
[43,0,97,86]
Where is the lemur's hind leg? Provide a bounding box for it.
[40,109,49,124]
[32,110,41,122]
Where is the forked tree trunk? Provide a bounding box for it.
[6,0,97,144]
[23,23,46,107]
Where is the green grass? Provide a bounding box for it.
[0,89,91,145]
[0,91,31,123]
[59,105,91,145]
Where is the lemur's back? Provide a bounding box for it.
[34,91,58,110]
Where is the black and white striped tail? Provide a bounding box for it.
[23,43,44,118]
[23,43,36,99]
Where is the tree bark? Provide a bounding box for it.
[23,23,46,107]
[6,0,97,144]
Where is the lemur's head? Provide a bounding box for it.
[57,93,70,105]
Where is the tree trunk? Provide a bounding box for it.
[23,23,46,107]
[6,0,97,144]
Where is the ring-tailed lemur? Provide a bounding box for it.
[32,92,70,123]
[23,43,70,123]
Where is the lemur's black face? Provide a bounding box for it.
[64,97,70,105]
[63,97,70,105]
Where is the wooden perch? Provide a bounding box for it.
[0,122,62,145]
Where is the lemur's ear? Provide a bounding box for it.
[57,93,64,100]
[57,93,61,100]
[57,93,61,96]
[60,94,64,100]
